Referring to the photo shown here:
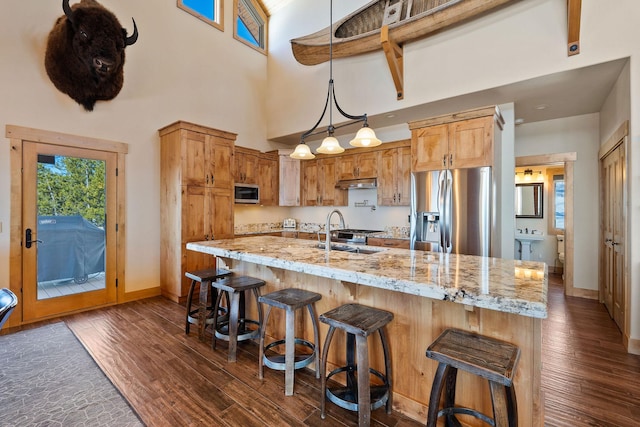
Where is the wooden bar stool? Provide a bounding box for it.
[211,275,265,362]
[258,288,322,396]
[184,268,232,340]
[425,328,521,427]
[319,303,393,426]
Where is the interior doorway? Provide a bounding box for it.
[516,153,576,296]
[7,125,127,325]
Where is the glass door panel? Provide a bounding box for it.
[23,142,116,321]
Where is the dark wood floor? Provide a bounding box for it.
[13,273,640,426]
[542,275,640,426]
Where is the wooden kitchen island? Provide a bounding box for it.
[187,236,547,425]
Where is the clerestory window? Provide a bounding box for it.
[178,0,224,31]
[234,0,268,54]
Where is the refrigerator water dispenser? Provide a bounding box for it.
[419,212,440,243]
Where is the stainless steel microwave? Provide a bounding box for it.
[234,184,260,204]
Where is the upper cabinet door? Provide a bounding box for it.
[449,116,493,169]
[235,148,259,184]
[301,160,319,206]
[182,130,208,186]
[337,152,378,179]
[412,124,449,172]
[210,136,234,189]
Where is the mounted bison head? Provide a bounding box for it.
[45,0,138,111]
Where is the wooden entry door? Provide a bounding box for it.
[601,143,625,330]
[22,141,118,321]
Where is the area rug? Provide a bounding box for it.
[0,322,143,426]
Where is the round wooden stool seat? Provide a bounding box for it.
[211,275,265,362]
[184,268,232,339]
[258,288,322,396]
[319,303,393,426]
[425,328,521,427]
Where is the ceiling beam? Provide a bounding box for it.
[380,25,404,100]
[567,0,581,56]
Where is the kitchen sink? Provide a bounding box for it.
[315,243,386,254]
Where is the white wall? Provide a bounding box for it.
[515,114,600,291]
[0,0,270,293]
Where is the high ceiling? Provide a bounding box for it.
[261,2,628,145]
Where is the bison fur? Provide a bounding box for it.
[45,0,138,111]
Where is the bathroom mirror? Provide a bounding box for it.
[515,183,543,218]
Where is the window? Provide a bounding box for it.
[548,168,565,234]
[178,0,223,31]
[234,0,268,53]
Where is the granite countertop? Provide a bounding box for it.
[187,236,547,318]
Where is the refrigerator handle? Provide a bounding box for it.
[444,170,453,253]
[409,173,417,250]
[438,171,447,252]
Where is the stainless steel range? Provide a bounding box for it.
[329,229,383,244]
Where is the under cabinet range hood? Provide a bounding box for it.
[334,178,377,190]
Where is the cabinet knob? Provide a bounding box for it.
[442,155,447,168]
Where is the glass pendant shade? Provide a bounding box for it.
[316,136,345,154]
[349,126,381,148]
[290,143,315,159]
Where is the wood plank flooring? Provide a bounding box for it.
[13,273,640,426]
[542,275,640,426]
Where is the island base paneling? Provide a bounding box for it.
[220,259,542,426]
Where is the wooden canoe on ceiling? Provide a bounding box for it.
[291,0,519,66]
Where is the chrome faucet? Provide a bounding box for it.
[325,209,345,255]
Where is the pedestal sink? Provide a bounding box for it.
[515,232,544,261]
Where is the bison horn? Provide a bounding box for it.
[126,18,138,46]
[62,0,74,24]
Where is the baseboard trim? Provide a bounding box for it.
[121,287,162,303]
[567,287,598,300]
[627,336,640,355]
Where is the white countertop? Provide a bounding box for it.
[187,236,548,318]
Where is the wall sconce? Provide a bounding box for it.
[515,168,543,182]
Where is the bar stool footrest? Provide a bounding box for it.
[325,366,390,412]
[438,407,495,426]
[263,338,316,371]
[215,319,261,342]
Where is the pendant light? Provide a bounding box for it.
[291,0,380,159]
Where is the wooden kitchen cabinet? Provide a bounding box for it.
[258,151,279,206]
[378,142,411,206]
[318,157,346,206]
[301,160,319,206]
[337,151,378,180]
[159,121,236,303]
[409,106,504,172]
[301,157,346,206]
[367,237,410,249]
[235,146,259,184]
[275,150,300,206]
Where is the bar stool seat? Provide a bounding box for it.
[319,303,393,426]
[211,275,265,362]
[184,268,232,340]
[425,328,521,427]
[258,288,322,396]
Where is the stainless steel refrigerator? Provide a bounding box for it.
[410,167,492,256]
